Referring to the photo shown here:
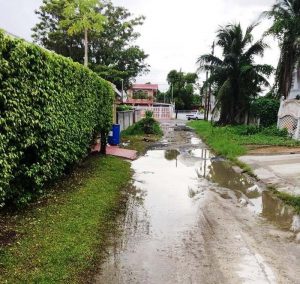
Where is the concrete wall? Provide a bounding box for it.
[117,110,142,131]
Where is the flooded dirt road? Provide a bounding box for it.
[95,121,300,284]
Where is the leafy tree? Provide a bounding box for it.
[197,23,273,125]
[166,70,198,110]
[264,0,300,99]
[61,0,106,67]
[32,0,149,88]
[251,97,280,127]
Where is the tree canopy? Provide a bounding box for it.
[165,70,199,110]
[32,0,149,89]
[197,23,273,125]
[61,0,106,66]
[264,0,300,99]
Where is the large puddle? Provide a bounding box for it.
[95,123,300,283]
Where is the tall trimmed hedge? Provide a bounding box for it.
[0,31,114,206]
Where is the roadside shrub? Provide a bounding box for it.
[116,105,133,111]
[145,110,154,118]
[231,125,260,135]
[261,125,288,137]
[122,117,163,136]
[0,31,114,206]
[251,97,280,127]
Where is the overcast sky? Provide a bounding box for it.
[0,0,279,91]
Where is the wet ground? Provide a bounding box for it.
[95,121,300,284]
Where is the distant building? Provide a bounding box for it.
[126,83,159,106]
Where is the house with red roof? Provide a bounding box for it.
[126,83,159,106]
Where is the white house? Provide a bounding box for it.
[278,69,300,139]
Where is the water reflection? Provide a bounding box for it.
[188,148,298,231]
[262,191,299,231]
[164,149,180,161]
[97,137,300,283]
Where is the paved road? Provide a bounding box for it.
[95,121,300,284]
[240,154,300,195]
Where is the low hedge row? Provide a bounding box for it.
[0,30,114,206]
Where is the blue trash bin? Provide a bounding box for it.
[108,124,120,145]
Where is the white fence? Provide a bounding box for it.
[136,105,175,120]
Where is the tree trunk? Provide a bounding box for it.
[100,130,107,155]
[84,28,88,67]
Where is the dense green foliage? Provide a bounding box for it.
[61,0,106,67]
[116,105,133,111]
[132,90,149,99]
[122,114,162,136]
[0,156,131,283]
[189,121,300,160]
[32,0,149,89]
[264,0,300,98]
[164,70,199,110]
[251,97,280,127]
[197,23,273,125]
[0,31,113,206]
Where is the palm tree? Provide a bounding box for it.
[197,23,273,125]
[264,0,300,99]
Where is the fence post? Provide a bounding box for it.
[295,118,300,140]
[123,112,125,130]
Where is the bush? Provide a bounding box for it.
[231,125,261,135]
[116,105,133,111]
[145,110,154,118]
[261,125,289,137]
[122,117,163,136]
[0,31,114,206]
[251,97,280,127]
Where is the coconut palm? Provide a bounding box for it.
[264,0,300,98]
[197,23,273,125]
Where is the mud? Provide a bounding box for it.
[247,145,300,155]
[95,121,300,284]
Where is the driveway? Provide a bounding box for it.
[239,154,300,195]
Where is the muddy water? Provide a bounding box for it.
[95,122,300,284]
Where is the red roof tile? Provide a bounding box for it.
[131,84,159,90]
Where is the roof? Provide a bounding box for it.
[131,84,159,90]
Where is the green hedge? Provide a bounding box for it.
[0,31,114,206]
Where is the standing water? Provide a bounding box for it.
[95,122,300,284]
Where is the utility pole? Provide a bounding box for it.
[121,79,124,103]
[205,41,215,120]
[204,71,209,120]
[171,83,174,104]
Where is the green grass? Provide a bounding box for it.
[0,155,132,283]
[189,121,300,159]
[188,120,300,175]
[188,121,247,160]
[121,134,160,155]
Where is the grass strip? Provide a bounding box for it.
[188,120,300,159]
[188,121,246,160]
[0,155,131,283]
[121,134,160,155]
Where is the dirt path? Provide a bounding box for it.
[94,121,300,284]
